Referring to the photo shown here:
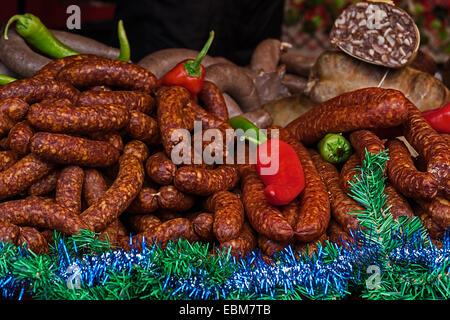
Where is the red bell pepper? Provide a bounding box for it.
[256,138,305,206]
[422,102,450,134]
[160,31,214,95]
[228,116,305,206]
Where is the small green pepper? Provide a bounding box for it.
[317,133,353,164]
[0,75,17,85]
[4,13,80,58]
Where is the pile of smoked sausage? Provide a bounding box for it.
[0,54,448,258]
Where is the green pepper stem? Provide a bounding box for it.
[117,20,130,62]
[183,30,215,78]
[3,15,23,39]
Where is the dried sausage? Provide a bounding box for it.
[30,132,120,167]
[286,87,409,145]
[0,153,53,200]
[204,191,244,243]
[278,128,331,242]
[309,149,363,232]
[174,165,239,196]
[80,154,145,232]
[27,102,130,134]
[0,196,88,234]
[145,152,177,185]
[55,166,84,214]
[240,165,294,242]
[386,139,439,200]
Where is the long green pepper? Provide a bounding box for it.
[4,13,131,61]
[4,13,80,58]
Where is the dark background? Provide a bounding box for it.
[0,0,284,65]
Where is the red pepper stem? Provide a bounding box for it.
[183,30,215,78]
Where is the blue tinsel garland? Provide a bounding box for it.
[1,229,448,300]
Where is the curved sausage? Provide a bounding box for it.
[278,128,331,242]
[0,78,80,104]
[156,86,196,157]
[90,132,124,152]
[0,221,21,245]
[0,150,18,172]
[83,169,108,207]
[157,185,195,212]
[126,111,159,145]
[55,166,84,214]
[28,169,60,196]
[286,87,409,145]
[0,196,88,234]
[121,217,196,250]
[191,212,215,241]
[30,132,120,167]
[257,234,291,256]
[402,101,450,199]
[0,112,15,138]
[80,153,145,232]
[76,90,155,114]
[0,98,29,122]
[250,39,283,73]
[174,165,239,196]
[340,153,361,195]
[386,139,439,200]
[0,153,53,200]
[17,227,49,254]
[27,102,130,134]
[8,121,34,155]
[197,81,229,121]
[125,214,161,234]
[416,197,450,231]
[240,165,293,242]
[204,191,244,243]
[122,140,150,163]
[34,54,103,80]
[309,149,363,232]
[56,58,157,92]
[145,152,177,185]
[384,184,414,220]
[204,63,261,112]
[0,27,50,78]
[279,53,316,78]
[127,187,159,214]
[51,29,120,60]
[220,222,256,258]
[349,130,386,165]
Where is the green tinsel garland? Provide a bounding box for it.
[0,150,448,300]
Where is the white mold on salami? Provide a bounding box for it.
[330,1,420,68]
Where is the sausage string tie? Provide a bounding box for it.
[377,69,390,88]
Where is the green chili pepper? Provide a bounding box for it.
[4,13,80,58]
[317,133,353,164]
[228,115,268,146]
[4,14,131,62]
[117,20,130,62]
[0,75,17,85]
